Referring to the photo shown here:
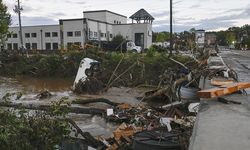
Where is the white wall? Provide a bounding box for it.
[6,10,152,50]
[61,20,85,48]
[113,23,152,48]
[84,12,106,23]
[105,12,127,24]
[131,23,152,49]
[113,24,132,40]
[83,11,127,24]
[6,25,60,50]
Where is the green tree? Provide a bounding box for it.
[156,32,170,42]
[0,0,11,49]
[242,37,250,49]
[226,32,236,44]
[110,34,126,52]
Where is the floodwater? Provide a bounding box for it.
[0,76,146,138]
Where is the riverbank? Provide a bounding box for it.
[0,50,198,87]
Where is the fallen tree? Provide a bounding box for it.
[72,98,119,106]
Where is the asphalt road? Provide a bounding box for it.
[189,49,250,150]
[220,50,250,93]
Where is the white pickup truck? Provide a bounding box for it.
[126,41,142,53]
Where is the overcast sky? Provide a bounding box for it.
[3,0,250,32]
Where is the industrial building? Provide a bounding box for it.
[5,9,154,51]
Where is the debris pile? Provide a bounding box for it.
[71,97,198,150]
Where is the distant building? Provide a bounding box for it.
[195,29,205,49]
[5,9,154,51]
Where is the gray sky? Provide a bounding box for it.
[3,0,250,32]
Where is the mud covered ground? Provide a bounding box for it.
[0,76,149,138]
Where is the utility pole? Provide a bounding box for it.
[169,0,173,57]
[14,0,24,55]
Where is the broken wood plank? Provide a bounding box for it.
[198,82,250,98]
[211,78,235,86]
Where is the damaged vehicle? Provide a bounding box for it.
[73,58,104,94]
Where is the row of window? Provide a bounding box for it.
[114,20,122,24]
[6,43,59,50]
[7,31,113,39]
[89,31,113,39]
[67,31,81,37]
[7,34,18,38]
[7,43,18,50]
[45,43,59,50]
[7,32,59,39]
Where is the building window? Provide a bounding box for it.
[52,43,59,50]
[101,33,104,38]
[7,34,11,38]
[13,34,18,38]
[75,31,81,37]
[31,33,37,38]
[25,33,30,38]
[52,32,58,37]
[25,43,31,50]
[67,32,73,37]
[110,34,113,38]
[67,42,73,49]
[105,33,107,37]
[7,43,12,50]
[114,20,116,24]
[13,43,18,50]
[45,43,51,50]
[94,32,98,38]
[32,43,37,50]
[45,32,51,37]
[89,31,93,38]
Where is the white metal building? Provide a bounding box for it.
[5,9,154,50]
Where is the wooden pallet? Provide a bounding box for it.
[198,82,250,98]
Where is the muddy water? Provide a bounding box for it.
[0,76,146,137]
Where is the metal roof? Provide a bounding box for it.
[129,9,155,21]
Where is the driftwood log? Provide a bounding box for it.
[66,118,102,148]
[72,98,119,106]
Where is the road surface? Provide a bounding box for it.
[189,49,250,150]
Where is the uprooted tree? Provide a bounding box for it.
[0,0,11,50]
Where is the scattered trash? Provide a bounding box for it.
[188,103,200,113]
[160,117,173,131]
[107,109,114,116]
